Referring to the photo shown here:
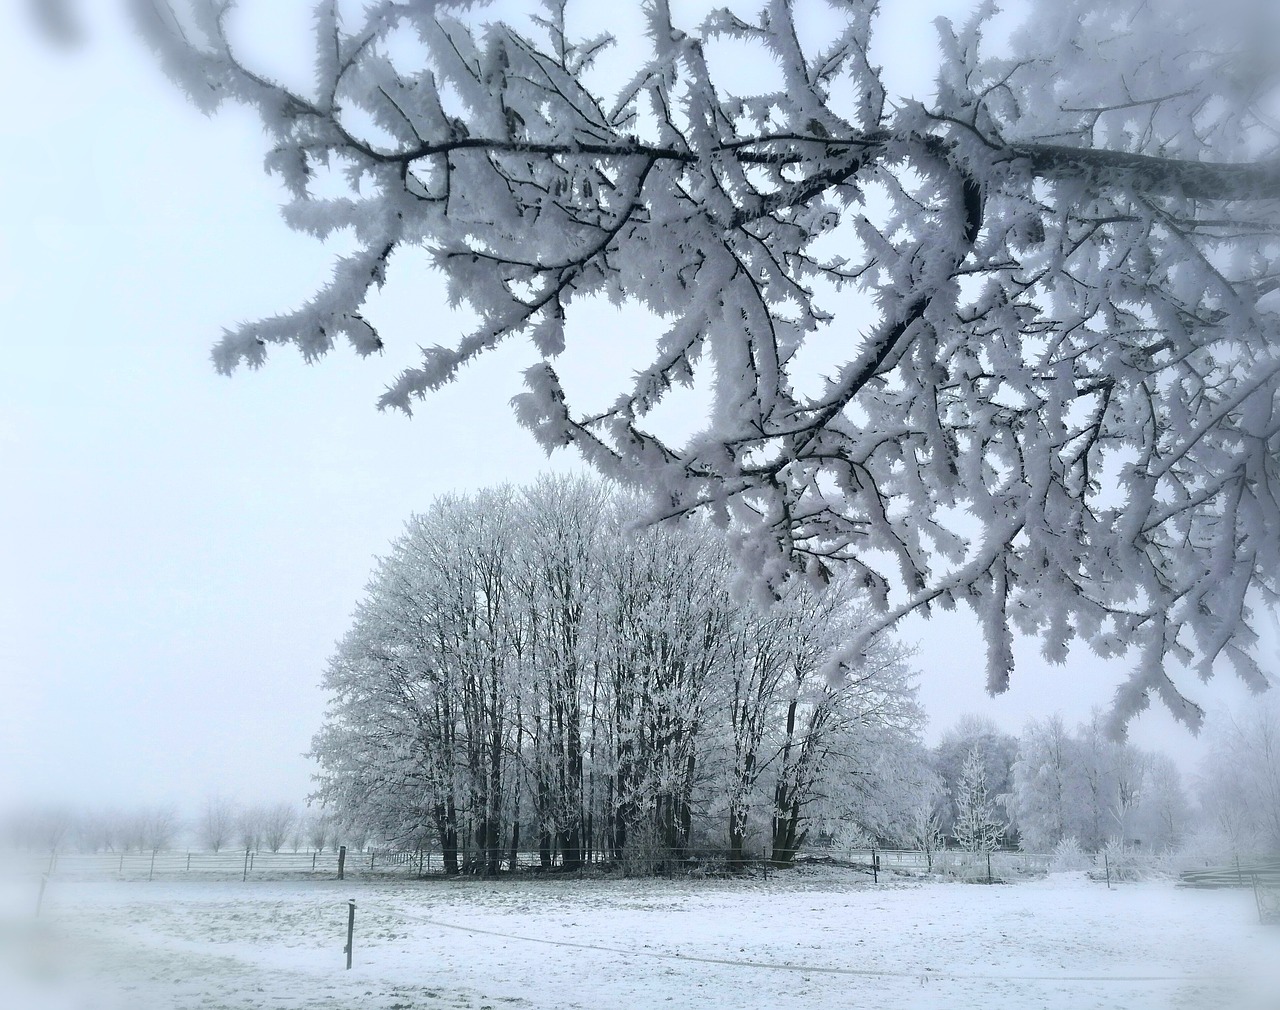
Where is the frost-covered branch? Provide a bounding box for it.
[138,0,1280,727]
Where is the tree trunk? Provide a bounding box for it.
[728,808,747,870]
[676,752,696,855]
[771,695,799,865]
[771,797,806,867]
[436,799,459,875]
[558,824,582,871]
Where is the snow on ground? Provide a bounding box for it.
[0,866,1274,1010]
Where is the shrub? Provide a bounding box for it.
[1049,836,1092,872]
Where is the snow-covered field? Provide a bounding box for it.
[1,867,1273,1009]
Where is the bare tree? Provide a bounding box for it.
[197,796,238,853]
[907,785,947,868]
[305,812,331,853]
[1010,716,1083,852]
[1107,746,1149,848]
[1199,697,1280,854]
[143,806,181,852]
[71,810,116,854]
[259,803,297,853]
[237,805,265,852]
[9,806,76,853]
[1140,755,1191,852]
[761,590,921,866]
[120,810,151,852]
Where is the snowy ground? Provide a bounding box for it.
[0,866,1274,1010]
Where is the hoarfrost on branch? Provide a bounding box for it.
[135,0,1280,726]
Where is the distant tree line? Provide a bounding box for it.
[1,804,183,854]
[915,713,1193,856]
[0,800,350,855]
[194,798,349,854]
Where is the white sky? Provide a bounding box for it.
[1,0,1266,819]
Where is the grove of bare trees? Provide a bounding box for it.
[311,477,925,873]
[1197,697,1280,856]
[1007,713,1191,853]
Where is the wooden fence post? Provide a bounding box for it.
[338,845,347,881]
[149,850,157,882]
[986,851,992,885]
[243,848,250,882]
[1104,850,1111,890]
[344,900,356,969]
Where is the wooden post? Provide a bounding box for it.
[186,852,191,872]
[149,850,157,882]
[1104,850,1111,890]
[338,845,347,881]
[872,848,878,884]
[36,874,48,917]
[243,848,250,882]
[370,850,375,871]
[986,851,992,885]
[118,852,125,876]
[344,900,356,969]
[312,851,317,872]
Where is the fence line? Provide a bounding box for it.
[9,847,783,880]
[839,847,1053,879]
[6,848,364,880]
[10,845,1061,882]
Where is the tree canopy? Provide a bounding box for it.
[135,0,1280,727]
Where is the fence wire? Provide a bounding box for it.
[364,899,1213,985]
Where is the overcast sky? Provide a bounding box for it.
[1,0,1267,819]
